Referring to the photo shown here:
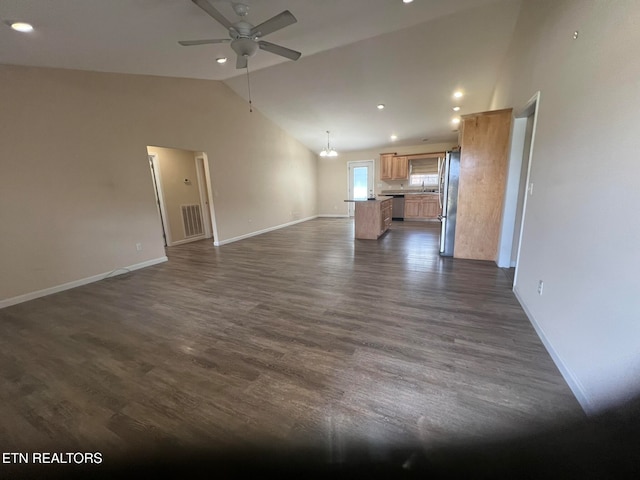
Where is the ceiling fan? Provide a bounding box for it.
[179,0,302,69]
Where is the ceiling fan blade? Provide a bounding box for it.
[258,41,301,61]
[250,10,297,37]
[191,0,233,30]
[178,38,230,46]
[236,55,248,69]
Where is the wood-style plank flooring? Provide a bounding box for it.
[0,219,583,466]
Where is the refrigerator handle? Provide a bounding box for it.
[438,155,444,209]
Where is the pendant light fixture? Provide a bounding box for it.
[319,130,338,157]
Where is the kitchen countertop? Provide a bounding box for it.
[344,196,393,202]
[381,190,438,195]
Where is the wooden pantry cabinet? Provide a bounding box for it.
[454,108,512,261]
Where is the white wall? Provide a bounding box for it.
[490,0,640,412]
[0,65,317,305]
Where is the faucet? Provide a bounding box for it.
[421,181,425,192]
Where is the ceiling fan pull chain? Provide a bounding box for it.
[246,62,253,113]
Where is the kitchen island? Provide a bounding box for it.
[345,197,393,239]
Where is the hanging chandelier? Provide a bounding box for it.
[319,130,338,157]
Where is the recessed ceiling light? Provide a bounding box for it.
[453,106,461,111]
[403,0,415,3]
[452,117,461,125]
[10,22,34,32]
[453,90,464,99]
[216,57,227,64]
[390,135,398,141]
[377,104,385,110]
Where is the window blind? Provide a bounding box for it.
[410,158,439,175]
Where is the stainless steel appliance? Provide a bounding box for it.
[438,151,461,256]
[391,195,405,220]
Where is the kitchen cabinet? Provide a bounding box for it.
[391,156,408,180]
[379,153,408,181]
[404,194,439,220]
[454,108,512,261]
[380,153,394,180]
[354,198,393,239]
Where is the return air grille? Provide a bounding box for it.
[181,204,204,238]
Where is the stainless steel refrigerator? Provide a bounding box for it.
[438,150,461,256]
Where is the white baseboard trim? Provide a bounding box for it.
[0,256,168,310]
[214,216,318,246]
[513,286,594,415]
[169,235,207,246]
[317,214,350,218]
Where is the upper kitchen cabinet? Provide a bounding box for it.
[391,156,408,180]
[454,108,512,261]
[379,153,408,181]
[380,153,394,180]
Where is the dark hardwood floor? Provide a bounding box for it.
[0,219,586,474]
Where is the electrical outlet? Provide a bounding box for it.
[537,280,544,295]
[136,243,143,252]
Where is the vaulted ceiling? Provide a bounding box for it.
[0,0,523,153]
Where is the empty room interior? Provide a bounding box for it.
[1,0,639,476]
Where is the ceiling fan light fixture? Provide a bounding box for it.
[180,2,301,70]
[231,37,258,58]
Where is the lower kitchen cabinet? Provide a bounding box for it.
[404,194,439,220]
[354,198,393,239]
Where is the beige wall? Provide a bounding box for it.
[318,142,456,216]
[490,0,640,412]
[0,65,317,303]
[147,146,201,244]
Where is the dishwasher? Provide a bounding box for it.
[391,195,405,220]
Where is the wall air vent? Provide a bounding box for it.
[181,204,204,238]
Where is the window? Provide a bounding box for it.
[409,157,441,187]
[409,173,438,187]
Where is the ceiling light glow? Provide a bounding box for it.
[453,106,461,111]
[403,0,415,4]
[10,22,33,32]
[453,90,463,99]
[390,135,398,141]
[452,117,461,125]
[377,104,385,110]
[216,57,227,64]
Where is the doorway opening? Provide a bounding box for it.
[496,92,540,287]
[347,160,374,217]
[146,146,217,248]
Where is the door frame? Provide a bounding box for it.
[148,153,171,246]
[495,92,540,285]
[195,154,213,239]
[347,159,375,217]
